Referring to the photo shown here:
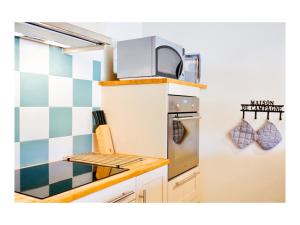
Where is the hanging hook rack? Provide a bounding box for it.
[241,100,284,120]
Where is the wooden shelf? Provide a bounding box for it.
[99,78,207,89]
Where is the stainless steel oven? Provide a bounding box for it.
[168,95,200,180]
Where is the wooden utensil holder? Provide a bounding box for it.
[94,125,115,154]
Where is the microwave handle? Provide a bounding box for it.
[173,116,202,121]
[176,60,183,79]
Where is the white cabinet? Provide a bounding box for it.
[168,167,201,203]
[136,166,168,203]
[102,83,201,158]
[73,178,136,203]
[73,166,167,203]
[101,82,204,203]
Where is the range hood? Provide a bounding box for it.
[15,22,112,50]
[15,22,116,81]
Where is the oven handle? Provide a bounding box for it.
[173,116,202,121]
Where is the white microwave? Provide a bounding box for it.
[117,36,185,80]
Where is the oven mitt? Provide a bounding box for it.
[230,119,257,149]
[173,120,186,144]
[256,121,282,150]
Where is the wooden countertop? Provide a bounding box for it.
[99,78,207,89]
[15,156,169,203]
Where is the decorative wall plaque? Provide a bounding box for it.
[241,100,284,120]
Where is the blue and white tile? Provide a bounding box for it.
[73,79,92,107]
[20,72,48,107]
[92,81,101,107]
[15,142,20,169]
[49,46,72,77]
[20,107,49,141]
[15,71,20,107]
[72,54,93,80]
[49,107,72,138]
[72,107,92,136]
[15,107,20,142]
[15,37,20,71]
[73,134,92,155]
[49,161,73,184]
[49,136,73,162]
[93,60,101,81]
[19,39,49,74]
[20,139,49,168]
[49,76,72,107]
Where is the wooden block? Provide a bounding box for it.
[96,167,113,179]
[94,125,115,154]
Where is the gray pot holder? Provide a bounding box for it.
[230,119,257,149]
[256,121,282,150]
[173,120,186,144]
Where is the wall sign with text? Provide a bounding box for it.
[241,100,285,120]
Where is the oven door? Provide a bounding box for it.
[168,113,200,180]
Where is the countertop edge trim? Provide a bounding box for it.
[99,78,207,89]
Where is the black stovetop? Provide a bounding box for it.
[15,160,128,199]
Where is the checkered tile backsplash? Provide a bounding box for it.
[15,37,102,169]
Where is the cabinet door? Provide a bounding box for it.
[136,166,167,203]
[168,167,200,203]
[73,178,136,203]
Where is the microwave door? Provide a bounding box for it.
[184,54,201,83]
[156,46,183,79]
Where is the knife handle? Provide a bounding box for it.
[96,111,103,125]
[92,112,100,126]
[100,110,107,124]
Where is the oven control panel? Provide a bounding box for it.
[168,95,199,113]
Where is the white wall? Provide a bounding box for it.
[71,22,143,45]
[142,23,285,202]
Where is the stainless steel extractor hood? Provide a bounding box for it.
[15,22,112,49]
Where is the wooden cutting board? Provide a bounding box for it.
[95,166,112,179]
[95,125,115,154]
[67,152,143,168]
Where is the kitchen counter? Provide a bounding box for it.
[99,78,207,89]
[15,156,169,203]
